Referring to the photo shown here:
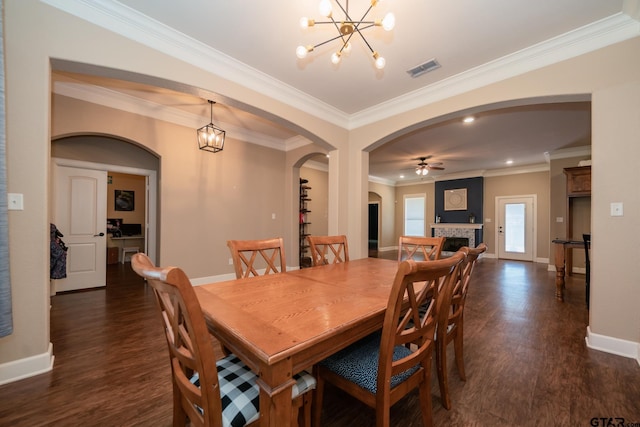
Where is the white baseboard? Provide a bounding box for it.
[190,272,237,286]
[586,326,640,366]
[547,264,586,274]
[0,342,54,386]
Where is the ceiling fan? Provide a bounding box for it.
[413,156,444,176]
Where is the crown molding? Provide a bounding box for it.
[368,175,397,186]
[42,0,350,129]
[373,163,551,187]
[545,146,592,161]
[42,0,640,132]
[302,160,329,173]
[482,163,549,177]
[53,81,291,151]
[350,12,640,129]
[284,135,314,151]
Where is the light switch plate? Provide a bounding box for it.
[610,202,623,216]
[8,193,24,210]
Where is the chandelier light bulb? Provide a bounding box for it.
[331,52,342,65]
[343,41,352,54]
[296,45,310,59]
[373,52,386,69]
[300,17,312,28]
[318,0,332,17]
[381,12,395,31]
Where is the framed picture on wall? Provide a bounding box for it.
[114,190,135,211]
[444,188,467,211]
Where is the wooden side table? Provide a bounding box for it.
[552,239,584,301]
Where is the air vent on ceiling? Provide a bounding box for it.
[406,58,441,78]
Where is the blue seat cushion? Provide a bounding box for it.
[190,354,316,427]
[319,332,419,394]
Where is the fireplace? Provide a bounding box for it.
[431,223,483,255]
[442,237,470,252]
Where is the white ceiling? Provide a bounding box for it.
[49,0,639,183]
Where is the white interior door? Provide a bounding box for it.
[52,165,107,292]
[496,196,535,261]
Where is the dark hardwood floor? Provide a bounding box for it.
[1,256,638,426]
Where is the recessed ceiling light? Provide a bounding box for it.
[506,160,513,165]
[463,116,475,124]
[399,174,405,179]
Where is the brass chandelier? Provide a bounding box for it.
[296,0,395,69]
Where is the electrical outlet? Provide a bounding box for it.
[229,258,233,265]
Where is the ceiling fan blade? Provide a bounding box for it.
[411,155,432,161]
[428,166,445,170]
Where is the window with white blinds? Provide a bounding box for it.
[404,194,426,236]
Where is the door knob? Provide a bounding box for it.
[94,232,105,237]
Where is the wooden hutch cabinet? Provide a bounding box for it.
[553,165,591,301]
[564,165,591,197]
[564,165,591,239]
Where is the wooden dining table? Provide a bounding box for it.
[193,257,400,427]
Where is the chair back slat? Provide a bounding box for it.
[448,243,487,323]
[312,251,465,427]
[307,235,349,266]
[379,251,465,399]
[227,237,286,278]
[435,243,487,410]
[398,236,445,262]
[131,253,224,427]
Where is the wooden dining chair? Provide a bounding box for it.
[435,243,487,410]
[313,252,465,427]
[227,237,286,278]
[306,235,349,266]
[398,236,445,262]
[131,253,316,427]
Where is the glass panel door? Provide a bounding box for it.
[497,196,534,261]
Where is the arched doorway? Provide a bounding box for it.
[51,135,160,280]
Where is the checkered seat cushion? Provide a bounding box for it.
[191,354,316,427]
[319,332,419,394]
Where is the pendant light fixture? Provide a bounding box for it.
[197,100,226,153]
